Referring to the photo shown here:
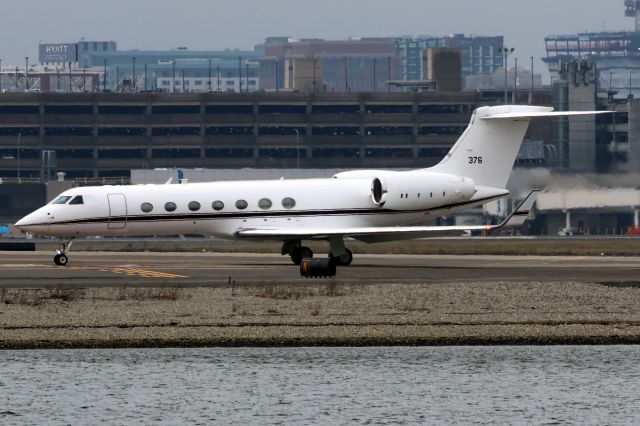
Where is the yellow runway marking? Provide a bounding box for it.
[48,265,187,279]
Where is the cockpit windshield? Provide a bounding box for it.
[69,195,84,205]
[52,196,72,205]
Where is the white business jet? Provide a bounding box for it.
[15,105,603,267]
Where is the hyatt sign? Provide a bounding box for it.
[39,43,78,64]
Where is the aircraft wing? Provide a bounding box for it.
[235,190,538,243]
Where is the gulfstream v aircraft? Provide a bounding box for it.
[15,105,603,267]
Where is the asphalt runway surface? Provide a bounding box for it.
[1,251,640,288]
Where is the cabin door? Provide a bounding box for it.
[107,193,127,229]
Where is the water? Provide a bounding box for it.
[0,346,639,425]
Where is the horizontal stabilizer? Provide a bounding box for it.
[482,110,612,120]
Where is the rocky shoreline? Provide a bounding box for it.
[1,281,640,349]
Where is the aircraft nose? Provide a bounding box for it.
[15,216,31,231]
[15,212,41,232]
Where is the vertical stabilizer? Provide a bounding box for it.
[429,105,551,188]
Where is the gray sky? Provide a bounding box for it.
[0,0,631,74]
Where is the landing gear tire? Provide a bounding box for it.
[291,247,313,265]
[54,253,68,266]
[330,248,353,266]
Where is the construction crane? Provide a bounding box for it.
[625,0,640,32]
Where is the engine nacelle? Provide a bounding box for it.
[369,171,476,210]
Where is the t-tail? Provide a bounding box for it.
[429,105,609,190]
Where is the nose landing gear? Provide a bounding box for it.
[53,239,73,266]
[54,253,68,266]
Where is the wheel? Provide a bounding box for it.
[290,251,302,265]
[54,253,68,266]
[290,247,313,265]
[299,247,313,259]
[330,248,353,266]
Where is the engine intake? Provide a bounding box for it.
[371,177,388,206]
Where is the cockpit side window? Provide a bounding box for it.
[69,195,84,205]
[52,196,72,204]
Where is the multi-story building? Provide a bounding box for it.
[260,37,401,92]
[37,40,262,93]
[0,91,554,181]
[396,34,504,84]
[549,59,631,173]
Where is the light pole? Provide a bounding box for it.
[388,56,391,93]
[312,57,316,93]
[293,128,300,169]
[500,47,515,104]
[238,57,242,93]
[132,56,136,92]
[373,58,376,92]
[172,61,176,93]
[24,57,29,91]
[208,59,212,92]
[630,70,634,99]
[530,56,534,104]
[514,57,518,103]
[17,132,21,181]
[344,57,348,91]
[103,59,107,91]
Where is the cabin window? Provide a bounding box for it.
[69,196,84,205]
[212,200,224,211]
[235,199,248,210]
[52,196,72,204]
[140,202,153,213]
[281,197,296,209]
[164,202,177,212]
[188,201,201,212]
[258,198,272,210]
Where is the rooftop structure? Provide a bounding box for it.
[544,31,640,98]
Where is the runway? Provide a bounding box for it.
[2,251,640,288]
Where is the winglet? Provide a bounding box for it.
[492,189,539,229]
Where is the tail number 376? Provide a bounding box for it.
[468,156,483,164]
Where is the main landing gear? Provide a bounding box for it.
[282,240,313,265]
[282,238,354,266]
[53,238,73,266]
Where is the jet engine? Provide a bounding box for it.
[369,171,476,209]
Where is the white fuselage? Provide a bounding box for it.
[15,171,504,239]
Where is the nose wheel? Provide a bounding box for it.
[54,253,68,266]
[53,238,73,266]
